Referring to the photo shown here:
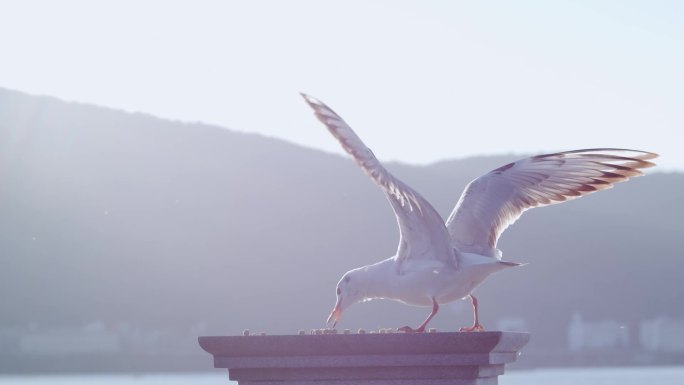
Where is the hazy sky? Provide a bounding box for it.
[1,0,682,169]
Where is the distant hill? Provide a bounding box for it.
[0,87,682,371]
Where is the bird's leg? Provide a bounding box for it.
[459,294,485,332]
[399,298,439,333]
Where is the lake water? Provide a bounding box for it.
[1,367,683,384]
[503,366,684,385]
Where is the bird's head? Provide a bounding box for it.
[326,270,365,328]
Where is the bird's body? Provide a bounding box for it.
[301,93,657,332]
[347,253,514,307]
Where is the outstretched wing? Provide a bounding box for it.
[445,149,657,257]
[301,94,453,264]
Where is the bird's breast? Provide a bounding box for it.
[386,266,470,307]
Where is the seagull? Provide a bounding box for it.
[301,93,657,333]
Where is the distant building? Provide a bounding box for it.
[567,313,629,351]
[497,317,528,332]
[640,316,684,352]
[19,322,120,355]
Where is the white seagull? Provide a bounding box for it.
[301,94,657,332]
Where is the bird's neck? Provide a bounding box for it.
[354,257,398,301]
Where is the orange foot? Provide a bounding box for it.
[459,324,485,332]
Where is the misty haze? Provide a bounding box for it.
[1,88,682,375]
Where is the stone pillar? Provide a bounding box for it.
[199,331,529,384]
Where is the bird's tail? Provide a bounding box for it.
[498,261,527,267]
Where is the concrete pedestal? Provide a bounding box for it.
[199,331,529,385]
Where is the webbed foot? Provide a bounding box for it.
[459,324,485,332]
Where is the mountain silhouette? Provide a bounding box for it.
[0,88,681,371]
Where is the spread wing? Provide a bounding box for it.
[445,149,657,257]
[301,94,453,264]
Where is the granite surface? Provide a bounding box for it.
[199,331,530,385]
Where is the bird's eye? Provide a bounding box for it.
[336,287,341,295]
[344,276,351,283]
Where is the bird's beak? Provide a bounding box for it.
[326,297,343,328]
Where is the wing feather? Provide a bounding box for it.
[301,94,454,264]
[445,149,657,257]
